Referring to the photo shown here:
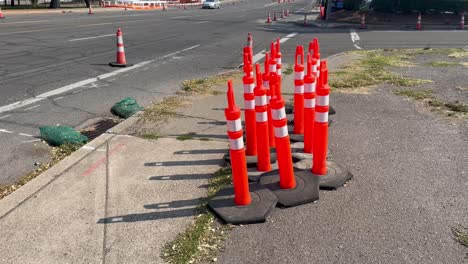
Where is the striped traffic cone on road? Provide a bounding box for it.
[109,28,131,67]
[266,11,272,23]
[460,12,465,30]
[416,12,422,30]
[0,7,5,19]
[88,4,94,15]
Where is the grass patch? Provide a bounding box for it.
[451,225,468,248]
[448,51,468,58]
[199,138,211,141]
[176,132,197,141]
[445,101,468,113]
[426,61,460,67]
[181,71,243,95]
[329,50,432,90]
[162,167,233,264]
[394,89,433,100]
[283,66,294,75]
[140,133,163,140]
[0,143,83,200]
[143,96,185,123]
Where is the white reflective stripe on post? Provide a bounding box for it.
[312,65,317,72]
[227,118,242,132]
[267,96,271,101]
[304,83,316,93]
[277,69,282,75]
[244,99,255,110]
[229,137,244,150]
[277,58,282,64]
[255,95,267,106]
[317,95,329,107]
[117,36,123,44]
[269,64,276,72]
[118,47,125,52]
[272,107,286,120]
[315,111,328,123]
[294,85,304,94]
[243,83,254,94]
[256,112,268,122]
[263,81,269,89]
[274,125,288,138]
[294,71,304,80]
[304,98,315,108]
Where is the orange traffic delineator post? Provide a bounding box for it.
[243,46,253,76]
[311,38,321,79]
[303,54,317,154]
[286,8,289,16]
[254,64,272,172]
[263,53,276,148]
[273,10,277,21]
[360,13,366,29]
[242,50,257,157]
[266,11,272,23]
[259,72,319,207]
[416,12,422,30]
[275,38,282,76]
[163,4,167,11]
[312,61,329,175]
[109,28,132,67]
[88,4,94,15]
[281,9,284,19]
[293,45,305,135]
[0,8,5,19]
[269,42,277,74]
[207,81,278,225]
[247,32,253,48]
[460,12,465,30]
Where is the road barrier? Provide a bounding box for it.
[312,61,329,175]
[109,28,130,67]
[416,12,422,30]
[275,39,282,76]
[255,64,272,172]
[293,46,305,135]
[104,0,165,10]
[303,53,317,154]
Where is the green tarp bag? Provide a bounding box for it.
[111,97,143,119]
[39,126,88,146]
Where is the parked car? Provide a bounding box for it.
[202,0,220,9]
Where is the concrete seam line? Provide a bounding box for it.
[0,45,200,115]
[0,134,117,221]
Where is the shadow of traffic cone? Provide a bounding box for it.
[109,28,132,67]
[0,7,5,19]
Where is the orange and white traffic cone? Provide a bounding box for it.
[263,53,275,148]
[255,64,272,172]
[247,32,253,48]
[266,12,271,23]
[281,9,284,19]
[0,7,5,19]
[88,4,94,15]
[460,12,465,30]
[293,46,305,135]
[273,10,277,21]
[360,13,366,29]
[416,12,422,30]
[285,8,289,16]
[312,61,330,175]
[163,4,167,11]
[269,72,296,189]
[225,80,252,206]
[109,28,130,67]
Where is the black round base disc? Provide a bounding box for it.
[207,183,278,225]
[293,160,352,190]
[259,168,319,207]
[248,163,279,182]
[224,150,277,168]
[285,104,293,114]
[109,62,133,67]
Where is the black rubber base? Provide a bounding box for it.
[109,62,133,67]
[293,160,353,190]
[248,162,278,182]
[259,168,320,207]
[208,183,278,225]
[224,150,277,168]
[284,105,336,115]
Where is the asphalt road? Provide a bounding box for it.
[0,0,467,185]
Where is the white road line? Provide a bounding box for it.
[22,139,41,143]
[19,133,34,137]
[0,44,200,115]
[350,29,362,50]
[252,49,266,64]
[69,34,115,42]
[0,129,13,134]
[195,21,209,24]
[24,105,40,111]
[264,2,276,7]
[53,96,64,101]
[0,13,150,26]
[0,115,11,120]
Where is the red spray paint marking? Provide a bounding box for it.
[82,143,125,177]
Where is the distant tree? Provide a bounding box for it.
[49,0,60,8]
